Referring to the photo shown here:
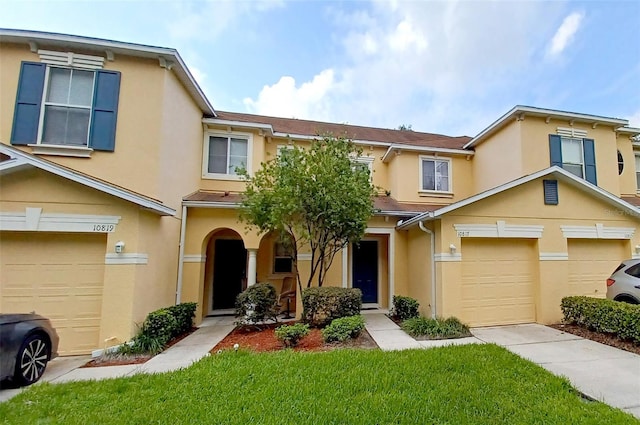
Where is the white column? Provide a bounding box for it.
[247,249,258,287]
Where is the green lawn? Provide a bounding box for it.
[0,344,635,424]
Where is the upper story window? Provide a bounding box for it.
[420,156,451,193]
[352,156,374,182]
[203,133,251,179]
[10,60,121,156]
[635,155,640,190]
[549,134,596,185]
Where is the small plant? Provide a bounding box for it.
[275,323,310,347]
[322,315,366,343]
[391,295,420,321]
[401,316,471,340]
[301,287,362,327]
[235,283,279,325]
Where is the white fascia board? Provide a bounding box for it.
[382,144,473,163]
[182,201,240,208]
[617,127,640,135]
[0,29,215,116]
[397,166,640,230]
[0,157,30,174]
[0,145,175,216]
[464,105,630,149]
[202,118,274,134]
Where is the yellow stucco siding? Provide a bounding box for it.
[472,120,523,193]
[617,133,637,196]
[406,226,432,317]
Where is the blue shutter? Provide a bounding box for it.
[10,62,46,145]
[543,180,558,205]
[549,134,562,167]
[89,70,121,152]
[583,138,597,185]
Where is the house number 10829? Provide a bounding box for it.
[93,224,115,232]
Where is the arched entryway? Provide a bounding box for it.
[203,228,247,314]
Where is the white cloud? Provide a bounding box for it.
[548,11,585,57]
[387,20,427,52]
[243,70,336,120]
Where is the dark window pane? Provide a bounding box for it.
[208,136,228,173]
[422,160,435,190]
[274,258,293,273]
[42,105,90,146]
[625,264,640,278]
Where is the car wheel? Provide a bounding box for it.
[14,333,50,386]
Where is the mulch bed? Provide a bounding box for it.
[549,323,640,355]
[82,327,198,368]
[212,322,378,353]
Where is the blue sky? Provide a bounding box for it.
[2,0,639,137]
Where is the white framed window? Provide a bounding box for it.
[203,132,252,179]
[561,137,584,178]
[635,155,640,191]
[352,156,374,182]
[273,241,293,274]
[420,156,451,193]
[276,144,294,159]
[38,66,95,147]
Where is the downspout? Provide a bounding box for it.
[176,205,187,304]
[418,221,437,319]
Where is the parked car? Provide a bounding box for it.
[606,259,640,304]
[0,314,59,387]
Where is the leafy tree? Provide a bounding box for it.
[239,135,375,292]
[397,124,413,131]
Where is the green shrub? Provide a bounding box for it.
[274,323,310,347]
[322,315,366,342]
[401,316,471,340]
[391,295,420,321]
[235,283,279,325]
[561,296,640,343]
[119,302,198,355]
[167,302,197,334]
[301,287,362,327]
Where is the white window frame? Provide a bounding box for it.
[635,154,640,193]
[419,156,452,194]
[560,137,585,179]
[202,131,253,180]
[276,144,294,158]
[352,156,374,182]
[272,240,294,275]
[30,65,97,156]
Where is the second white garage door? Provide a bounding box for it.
[567,239,627,299]
[461,239,537,327]
[0,232,106,355]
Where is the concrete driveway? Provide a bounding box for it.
[472,324,640,419]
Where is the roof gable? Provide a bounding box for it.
[0,144,175,216]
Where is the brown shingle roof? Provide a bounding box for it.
[621,196,640,207]
[183,191,441,217]
[214,111,472,150]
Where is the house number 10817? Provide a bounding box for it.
[93,224,115,232]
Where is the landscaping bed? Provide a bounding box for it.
[549,323,640,355]
[212,322,378,352]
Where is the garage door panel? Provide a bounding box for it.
[461,239,536,327]
[568,240,626,298]
[0,232,106,355]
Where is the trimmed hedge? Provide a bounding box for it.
[561,296,640,343]
[120,302,197,355]
[301,287,362,327]
[322,315,366,342]
[391,295,420,321]
[235,283,279,325]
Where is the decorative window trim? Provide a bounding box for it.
[297,253,312,261]
[454,221,544,238]
[202,131,253,180]
[0,208,120,233]
[353,155,374,182]
[561,224,635,239]
[539,252,569,261]
[105,253,148,265]
[635,154,640,193]
[557,127,588,138]
[38,49,105,70]
[419,155,452,193]
[28,143,93,158]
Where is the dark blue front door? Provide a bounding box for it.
[353,240,378,304]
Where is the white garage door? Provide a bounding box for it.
[461,239,537,326]
[567,239,627,299]
[0,232,106,355]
